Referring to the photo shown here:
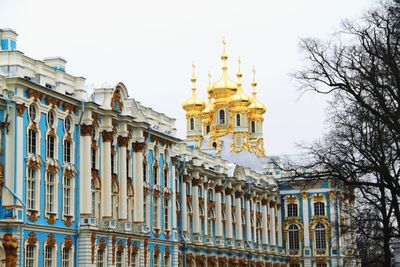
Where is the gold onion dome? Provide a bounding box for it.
[207,38,238,99]
[229,57,250,106]
[182,63,205,112]
[248,67,266,113]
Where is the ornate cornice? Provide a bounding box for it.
[102,130,114,142]
[80,124,94,136]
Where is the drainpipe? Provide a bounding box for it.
[76,99,85,266]
[3,184,25,267]
[178,155,188,267]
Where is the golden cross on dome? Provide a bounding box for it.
[252,66,256,81]
[208,71,212,85]
[222,37,226,51]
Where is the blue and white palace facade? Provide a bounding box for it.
[0,29,359,267]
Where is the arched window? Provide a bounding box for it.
[287,203,298,217]
[27,168,37,210]
[143,161,147,182]
[153,253,160,267]
[164,253,171,267]
[206,124,210,134]
[288,225,299,250]
[63,139,72,163]
[46,135,55,159]
[25,243,37,267]
[315,223,326,250]
[219,109,225,124]
[47,110,55,128]
[131,251,139,267]
[251,121,256,133]
[314,202,325,216]
[62,245,72,267]
[44,242,56,267]
[116,250,123,267]
[189,118,195,131]
[163,167,169,188]
[91,179,99,218]
[153,165,158,185]
[63,176,73,216]
[232,211,236,238]
[207,209,216,237]
[28,129,37,154]
[187,203,193,233]
[256,219,262,244]
[97,248,105,266]
[128,183,134,221]
[212,142,217,149]
[236,113,241,127]
[29,104,37,122]
[144,194,149,226]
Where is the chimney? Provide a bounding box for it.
[43,57,67,72]
[0,28,18,51]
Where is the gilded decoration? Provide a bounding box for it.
[46,164,58,175]
[132,142,145,152]
[98,238,106,251]
[92,114,99,127]
[117,240,124,253]
[309,215,331,243]
[62,102,76,114]
[111,87,124,112]
[301,191,309,199]
[28,159,40,170]
[165,247,170,257]
[286,195,298,204]
[64,236,73,249]
[91,233,96,264]
[117,136,128,147]
[16,103,26,117]
[283,217,304,242]
[196,255,205,264]
[313,194,324,202]
[154,245,160,255]
[47,214,55,224]
[2,233,18,267]
[208,256,217,264]
[45,95,61,108]
[329,191,335,200]
[186,253,193,263]
[27,89,43,101]
[28,210,37,222]
[46,234,56,247]
[27,232,37,245]
[131,242,138,254]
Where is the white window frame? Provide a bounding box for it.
[44,243,57,267]
[45,172,58,215]
[61,244,74,267]
[163,198,170,230]
[63,176,74,218]
[25,242,38,267]
[152,196,159,229]
[97,248,106,267]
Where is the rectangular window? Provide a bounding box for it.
[46,173,56,213]
[25,245,35,267]
[63,177,72,216]
[47,135,55,159]
[287,203,298,217]
[64,140,72,163]
[97,250,104,267]
[44,246,54,267]
[27,169,36,210]
[143,163,147,182]
[131,253,137,267]
[164,255,170,267]
[153,166,158,185]
[164,169,168,188]
[314,202,325,216]
[116,252,122,267]
[62,247,71,267]
[28,129,37,154]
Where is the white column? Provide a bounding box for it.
[182,176,188,232]
[215,184,223,237]
[269,201,276,247]
[101,131,113,218]
[245,195,252,243]
[80,124,93,215]
[235,192,243,242]
[171,157,177,230]
[3,106,15,207]
[225,188,233,240]
[330,191,337,249]
[133,142,144,223]
[277,203,283,248]
[14,104,24,206]
[204,186,209,236]
[118,136,128,221]
[192,177,200,235]
[302,192,310,248]
[262,199,269,246]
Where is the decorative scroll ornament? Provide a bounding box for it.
[16,103,26,117]
[27,232,37,245]
[28,211,38,222]
[117,136,128,147]
[98,238,106,251]
[91,234,96,264]
[131,242,139,253]
[111,87,123,112]
[164,247,170,257]
[47,214,55,224]
[154,245,160,255]
[65,214,73,226]
[117,240,124,253]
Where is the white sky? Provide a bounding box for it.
[0,0,371,155]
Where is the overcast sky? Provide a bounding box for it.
[0,0,371,155]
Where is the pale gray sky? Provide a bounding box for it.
[0,0,370,155]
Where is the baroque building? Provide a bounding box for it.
[0,29,359,267]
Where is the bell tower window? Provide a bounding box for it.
[236,113,241,127]
[206,124,210,134]
[219,109,225,124]
[251,121,256,133]
[189,118,195,131]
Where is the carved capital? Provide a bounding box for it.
[80,124,94,136]
[16,103,26,117]
[225,188,234,195]
[192,178,201,186]
[262,198,269,206]
[102,131,114,142]
[132,142,145,152]
[117,136,129,147]
[235,191,244,198]
[301,191,309,199]
[215,185,224,193]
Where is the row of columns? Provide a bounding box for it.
[180,176,280,247]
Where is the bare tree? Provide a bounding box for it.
[290,1,400,266]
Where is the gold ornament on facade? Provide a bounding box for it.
[329,190,335,200]
[98,238,106,251]
[313,194,324,202]
[16,103,26,117]
[47,214,55,224]
[117,240,124,253]
[301,191,309,199]
[28,210,37,222]
[27,232,37,245]
[64,236,73,249]
[80,124,93,136]
[64,216,72,227]
[111,87,124,112]
[46,234,56,247]
[286,195,298,204]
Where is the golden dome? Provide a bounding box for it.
[230,57,250,106]
[248,67,266,113]
[182,64,205,112]
[207,38,238,99]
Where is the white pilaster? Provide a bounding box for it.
[80,125,92,215]
[118,136,128,221]
[101,130,113,218]
[269,202,276,247]
[215,184,223,237]
[182,176,188,232]
[262,199,269,246]
[225,189,233,240]
[133,142,144,223]
[192,175,200,235]
[302,192,310,248]
[245,196,252,243]
[235,192,243,242]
